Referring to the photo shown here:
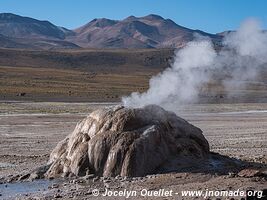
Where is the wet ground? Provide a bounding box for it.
[0,102,266,199]
[0,179,62,199]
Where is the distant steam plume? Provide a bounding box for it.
[122,18,267,109]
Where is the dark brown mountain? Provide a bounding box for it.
[0,13,75,39]
[0,13,222,49]
[68,14,222,48]
[0,13,79,49]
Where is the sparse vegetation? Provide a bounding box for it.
[0,48,267,102]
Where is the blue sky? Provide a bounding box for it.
[0,0,266,33]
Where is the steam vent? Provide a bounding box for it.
[45,105,210,178]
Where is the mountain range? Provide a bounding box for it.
[0,13,223,50]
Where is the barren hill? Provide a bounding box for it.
[0,13,78,49]
[0,13,222,49]
[0,13,74,39]
[69,14,222,48]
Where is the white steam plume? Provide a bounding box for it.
[122,18,267,109]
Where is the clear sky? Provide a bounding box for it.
[0,0,266,33]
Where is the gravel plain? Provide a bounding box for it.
[0,102,266,199]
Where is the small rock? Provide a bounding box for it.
[18,173,30,181]
[251,177,263,182]
[238,169,261,178]
[120,176,130,182]
[83,174,94,180]
[93,177,99,182]
[51,183,59,189]
[103,176,110,181]
[29,173,39,181]
[17,92,26,97]
[70,179,78,184]
[85,191,92,195]
[103,179,111,183]
[227,172,235,178]
[54,194,62,198]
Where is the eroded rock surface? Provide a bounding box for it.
[45,105,209,178]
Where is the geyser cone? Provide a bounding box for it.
[45,105,209,178]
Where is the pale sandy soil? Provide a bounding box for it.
[0,102,266,199]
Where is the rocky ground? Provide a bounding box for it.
[0,102,266,199]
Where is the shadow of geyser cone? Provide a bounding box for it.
[45,105,210,178]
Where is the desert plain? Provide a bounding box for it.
[0,101,266,199]
[0,47,266,200]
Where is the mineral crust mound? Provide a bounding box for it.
[45,105,209,178]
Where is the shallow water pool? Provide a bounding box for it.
[0,179,59,199]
